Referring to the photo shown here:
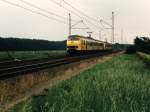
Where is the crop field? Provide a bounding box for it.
[0,50,66,61]
[11,54,150,112]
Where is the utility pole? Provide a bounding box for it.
[112,12,115,44]
[99,12,115,43]
[69,13,71,36]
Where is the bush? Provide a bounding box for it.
[125,45,136,54]
[135,37,150,54]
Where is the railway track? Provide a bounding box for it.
[0,55,69,69]
[0,51,118,80]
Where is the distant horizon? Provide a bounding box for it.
[0,35,139,45]
[0,35,67,41]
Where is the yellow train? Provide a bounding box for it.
[67,35,112,54]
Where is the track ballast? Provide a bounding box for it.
[0,51,118,80]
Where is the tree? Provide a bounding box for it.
[0,37,66,51]
[135,37,150,54]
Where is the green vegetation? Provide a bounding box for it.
[0,37,67,61]
[135,37,150,54]
[126,37,150,54]
[11,54,150,112]
[125,45,136,54]
[0,51,66,61]
[137,52,150,66]
[0,37,66,51]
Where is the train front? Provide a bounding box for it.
[67,35,81,54]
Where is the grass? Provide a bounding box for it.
[0,72,55,107]
[137,52,150,66]
[0,51,66,61]
[10,54,150,112]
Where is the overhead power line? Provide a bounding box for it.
[82,21,96,34]
[49,0,103,30]
[62,0,113,31]
[19,0,68,21]
[0,0,68,24]
[62,0,100,23]
[100,19,112,27]
[49,0,83,19]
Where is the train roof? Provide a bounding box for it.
[69,35,111,44]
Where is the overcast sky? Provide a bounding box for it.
[0,0,150,43]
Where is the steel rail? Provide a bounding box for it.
[0,51,117,80]
[0,55,69,69]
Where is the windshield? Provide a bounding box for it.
[68,36,80,40]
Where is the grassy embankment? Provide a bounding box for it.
[137,52,150,66]
[0,51,66,61]
[11,54,150,112]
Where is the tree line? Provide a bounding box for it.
[135,37,150,54]
[126,37,150,54]
[0,37,66,51]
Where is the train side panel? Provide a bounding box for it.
[67,35,112,54]
[86,40,104,51]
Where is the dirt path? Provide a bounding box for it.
[0,52,123,112]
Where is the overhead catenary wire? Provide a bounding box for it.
[62,0,113,30]
[49,0,83,19]
[1,0,102,37]
[63,0,101,25]
[0,0,68,24]
[19,0,78,22]
[62,0,100,23]
[49,0,103,30]
[71,20,83,28]
[79,20,100,38]
[19,0,68,21]
[62,0,107,30]
[0,0,113,42]
[82,21,96,34]
[62,0,111,30]
[100,19,112,27]
[2,0,110,38]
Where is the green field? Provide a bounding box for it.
[11,54,150,112]
[0,51,66,61]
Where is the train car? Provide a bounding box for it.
[67,35,112,54]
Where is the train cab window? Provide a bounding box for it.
[68,36,80,40]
